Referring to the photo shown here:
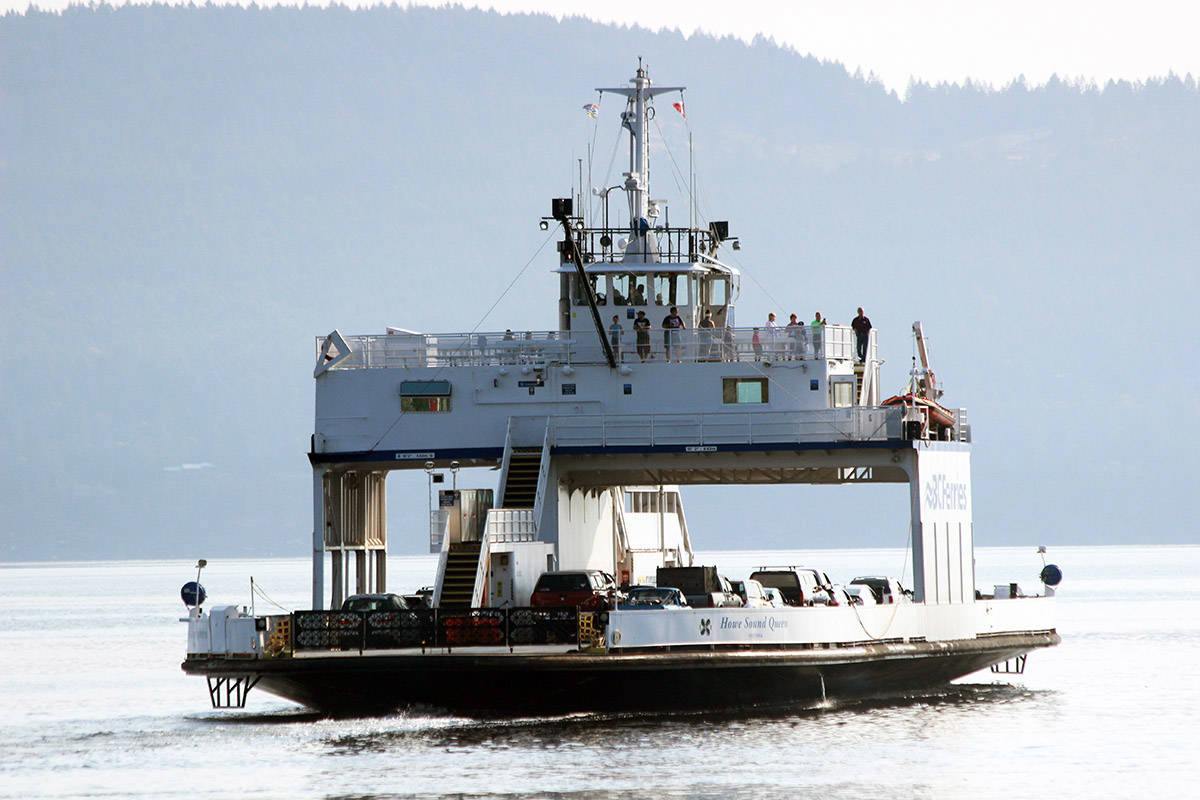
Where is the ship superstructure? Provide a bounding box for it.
[182,65,1058,715]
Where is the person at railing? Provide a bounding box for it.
[723,325,736,362]
[811,312,827,359]
[765,313,780,359]
[752,327,763,361]
[498,329,517,364]
[786,313,804,360]
[632,283,647,305]
[609,315,624,361]
[851,307,872,363]
[633,310,652,362]
[662,306,686,362]
[697,311,716,361]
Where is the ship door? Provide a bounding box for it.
[489,551,514,608]
[701,275,730,327]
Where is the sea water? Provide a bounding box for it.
[1,545,1197,799]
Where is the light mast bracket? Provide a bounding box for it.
[552,198,617,369]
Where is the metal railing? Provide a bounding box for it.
[565,224,721,264]
[486,508,538,542]
[429,509,449,554]
[550,407,901,449]
[289,607,588,653]
[318,325,861,370]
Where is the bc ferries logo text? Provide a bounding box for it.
[924,473,969,512]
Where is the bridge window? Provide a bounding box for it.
[723,377,768,404]
[653,273,688,306]
[400,380,451,412]
[571,275,605,306]
[703,276,728,307]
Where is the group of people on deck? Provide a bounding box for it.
[606,307,872,364]
[753,308,872,362]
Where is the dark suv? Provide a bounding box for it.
[529,570,617,609]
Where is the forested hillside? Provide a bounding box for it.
[3,5,1198,559]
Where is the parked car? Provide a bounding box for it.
[729,579,746,603]
[849,576,912,605]
[761,586,787,608]
[750,568,835,607]
[843,584,877,606]
[529,570,618,610]
[738,578,771,608]
[341,593,409,612]
[402,586,434,608]
[618,586,689,610]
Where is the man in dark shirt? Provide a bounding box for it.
[662,306,685,362]
[851,307,872,362]
[633,310,652,362]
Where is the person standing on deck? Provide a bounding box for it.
[765,312,780,359]
[609,315,624,361]
[786,313,802,360]
[633,310,652,362]
[811,312,827,359]
[662,306,685,362]
[851,307,872,363]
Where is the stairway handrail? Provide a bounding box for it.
[612,488,632,571]
[531,420,552,537]
[858,330,876,407]
[469,523,492,608]
[675,494,695,566]
[496,418,515,508]
[430,516,453,608]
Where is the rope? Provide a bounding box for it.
[847,520,914,640]
[366,229,559,451]
[251,580,293,614]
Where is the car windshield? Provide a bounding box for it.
[536,574,591,592]
[344,595,405,612]
[750,571,802,604]
[625,588,679,605]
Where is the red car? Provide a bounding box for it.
[529,570,617,609]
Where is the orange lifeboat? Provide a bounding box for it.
[882,393,957,430]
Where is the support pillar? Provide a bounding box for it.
[312,466,326,610]
[907,443,975,605]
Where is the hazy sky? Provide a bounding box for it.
[6,0,1198,92]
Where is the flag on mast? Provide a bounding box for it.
[672,101,686,118]
[583,103,599,118]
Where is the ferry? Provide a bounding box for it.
[181,63,1060,716]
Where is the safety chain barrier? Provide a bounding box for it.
[290,606,595,653]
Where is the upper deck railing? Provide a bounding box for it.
[563,225,722,264]
[319,324,863,370]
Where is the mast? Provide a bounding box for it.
[597,59,684,261]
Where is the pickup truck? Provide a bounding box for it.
[656,566,743,608]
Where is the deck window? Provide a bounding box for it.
[722,377,768,404]
[400,380,451,412]
[830,379,855,408]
